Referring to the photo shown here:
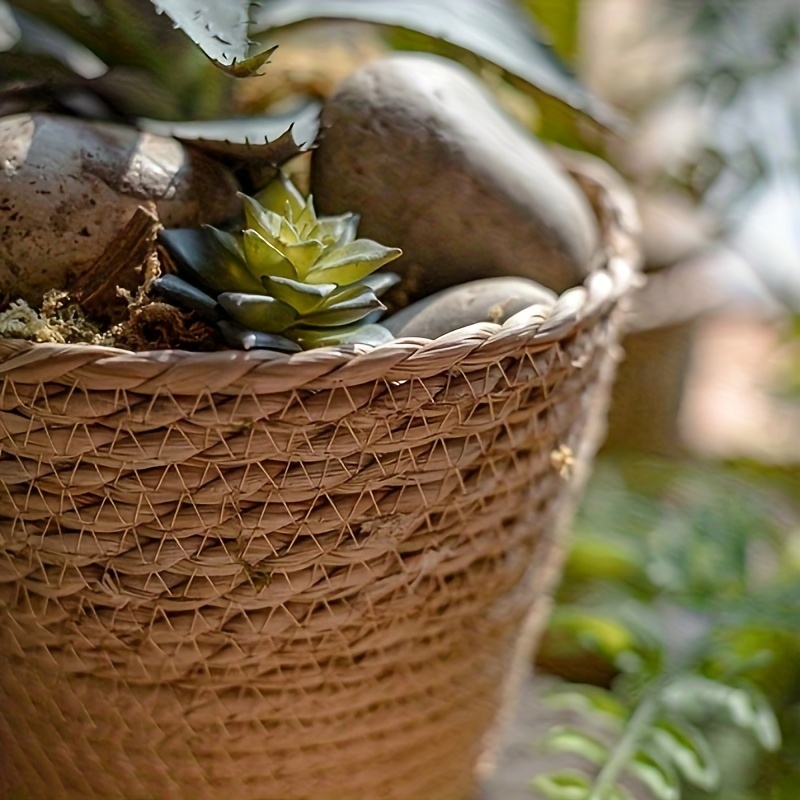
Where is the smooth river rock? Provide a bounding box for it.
[383,277,556,339]
[312,54,600,299]
[0,113,241,303]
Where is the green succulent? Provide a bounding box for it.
[156,173,402,351]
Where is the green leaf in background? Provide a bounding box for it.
[543,685,628,733]
[661,675,782,751]
[540,725,610,765]
[627,751,680,800]
[250,0,618,129]
[530,772,592,800]
[647,720,720,791]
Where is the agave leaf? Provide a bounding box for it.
[528,772,591,800]
[159,228,264,295]
[139,102,321,166]
[256,171,306,219]
[289,322,394,350]
[242,230,297,281]
[306,239,402,285]
[217,320,301,352]
[298,291,385,327]
[150,274,221,322]
[312,212,360,247]
[251,0,618,129]
[217,292,298,333]
[263,275,336,314]
[149,0,274,75]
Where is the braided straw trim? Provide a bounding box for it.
[0,155,640,800]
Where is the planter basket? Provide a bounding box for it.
[0,155,640,800]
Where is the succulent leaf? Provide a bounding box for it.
[217,292,298,334]
[290,323,395,349]
[255,172,306,219]
[312,212,360,247]
[283,240,326,277]
[359,272,403,296]
[263,275,337,315]
[241,194,282,240]
[299,291,385,327]
[217,320,301,352]
[159,228,264,295]
[242,230,297,281]
[151,274,221,322]
[306,239,403,285]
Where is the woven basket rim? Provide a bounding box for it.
[0,259,637,392]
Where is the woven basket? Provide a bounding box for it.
[0,155,639,800]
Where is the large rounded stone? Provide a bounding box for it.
[312,54,600,298]
[383,276,556,339]
[0,113,241,303]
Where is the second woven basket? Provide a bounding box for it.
[0,153,639,800]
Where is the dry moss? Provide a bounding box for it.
[0,290,113,345]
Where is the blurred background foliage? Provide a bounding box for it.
[1,0,798,797]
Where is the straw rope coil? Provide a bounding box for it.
[0,156,640,800]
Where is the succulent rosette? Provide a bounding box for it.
[155,173,402,351]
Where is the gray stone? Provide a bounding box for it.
[312,54,600,299]
[0,113,241,303]
[383,277,556,339]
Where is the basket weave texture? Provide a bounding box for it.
[0,159,639,800]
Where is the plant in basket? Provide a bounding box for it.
[0,2,640,799]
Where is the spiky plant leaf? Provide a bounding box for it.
[250,0,618,129]
[149,0,273,74]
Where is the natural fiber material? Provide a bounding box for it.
[0,157,640,800]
